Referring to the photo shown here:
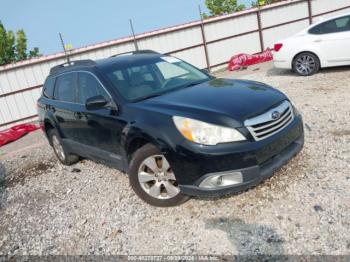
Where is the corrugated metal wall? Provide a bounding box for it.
[1,0,349,130]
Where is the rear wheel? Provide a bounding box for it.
[128,143,190,207]
[48,129,79,165]
[293,52,320,76]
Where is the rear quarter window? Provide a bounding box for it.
[43,77,56,99]
[54,73,77,103]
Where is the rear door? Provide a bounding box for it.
[75,71,126,166]
[50,72,82,143]
[309,15,350,66]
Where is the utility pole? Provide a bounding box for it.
[59,33,70,64]
[129,19,139,51]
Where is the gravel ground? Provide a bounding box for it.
[0,63,349,256]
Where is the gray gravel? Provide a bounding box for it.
[0,63,350,255]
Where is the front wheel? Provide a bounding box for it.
[128,143,190,207]
[292,52,320,76]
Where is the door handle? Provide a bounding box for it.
[314,39,322,43]
[74,112,83,119]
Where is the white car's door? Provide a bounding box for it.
[309,15,350,66]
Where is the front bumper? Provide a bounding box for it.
[179,134,303,197]
[170,116,304,197]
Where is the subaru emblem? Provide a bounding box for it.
[271,111,281,120]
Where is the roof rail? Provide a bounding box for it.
[50,59,96,75]
[110,50,160,58]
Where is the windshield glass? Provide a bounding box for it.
[101,56,210,102]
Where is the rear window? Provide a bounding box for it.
[43,77,56,99]
[309,16,350,34]
[54,73,77,103]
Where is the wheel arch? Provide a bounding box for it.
[124,128,174,164]
[292,51,322,69]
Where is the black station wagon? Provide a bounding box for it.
[37,50,304,207]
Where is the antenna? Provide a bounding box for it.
[129,19,139,51]
[59,33,71,64]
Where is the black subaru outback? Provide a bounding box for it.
[37,50,304,207]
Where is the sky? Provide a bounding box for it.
[0,0,252,55]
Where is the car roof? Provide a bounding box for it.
[308,11,350,28]
[96,52,163,70]
[48,50,163,77]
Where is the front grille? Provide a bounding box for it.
[244,100,294,141]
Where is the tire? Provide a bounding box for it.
[128,143,190,207]
[293,52,320,76]
[47,129,80,165]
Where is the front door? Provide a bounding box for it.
[75,72,126,166]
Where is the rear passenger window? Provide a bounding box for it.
[43,77,56,99]
[77,72,110,104]
[309,16,350,34]
[54,73,77,102]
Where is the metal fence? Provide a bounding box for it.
[1,0,350,130]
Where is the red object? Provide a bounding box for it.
[0,124,40,147]
[274,43,283,52]
[227,48,273,71]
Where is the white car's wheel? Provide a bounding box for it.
[293,52,320,76]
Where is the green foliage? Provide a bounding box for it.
[0,21,41,66]
[204,0,245,17]
[29,47,41,58]
[0,21,7,65]
[6,31,16,62]
[16,29,27,61]
[251,0,281,7]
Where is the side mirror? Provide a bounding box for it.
[85,95,109,110]
[201,68,210,74]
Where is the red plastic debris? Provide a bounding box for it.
[0,124,40,147]
[228,48,273,71]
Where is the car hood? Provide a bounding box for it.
[136,78,287,127]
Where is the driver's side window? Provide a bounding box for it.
[77,72,110,104]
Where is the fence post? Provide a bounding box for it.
[198,5,211,72]
[256,6,264,52]
[307,0,313,24]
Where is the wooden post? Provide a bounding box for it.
[198,5,211,72]
[256,6,265,52]
[307,0,313,24]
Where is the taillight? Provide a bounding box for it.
[274,43,283,52]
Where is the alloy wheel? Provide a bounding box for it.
[52,135,66,161]
[138,155,180,199]
[295,55,316,75]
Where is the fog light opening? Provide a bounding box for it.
[199,171,243,189]
[217,176,223,186]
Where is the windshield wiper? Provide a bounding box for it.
[134,93,162,102]
[183,80,208,88]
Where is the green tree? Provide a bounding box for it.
[0,21,7,65]
[0,22,40,65]
[204,0,245,17]
[15,29,27,61]
[251,0,281,7]
[6,30,16,63]
[29,47,41,58]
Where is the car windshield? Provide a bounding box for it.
[100,55,210,102]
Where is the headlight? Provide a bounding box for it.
[172,116,246,145]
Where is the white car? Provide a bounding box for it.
[273,12,350,76]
